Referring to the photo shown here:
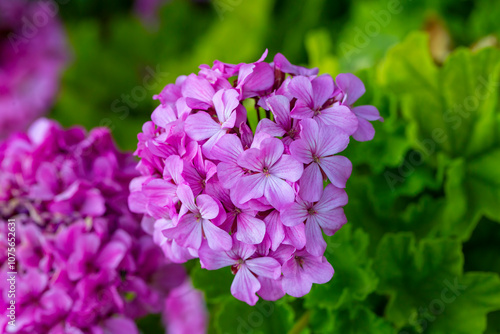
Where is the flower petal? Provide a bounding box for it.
[289,138,313,164]
[264,176,296,210]
[176,184,197,213]
[97,241,127,270]
[256,118,286,137]
[336,73,366,105]
[352,117,376,142]
[237,148,264,172]
[198,243,235,270]
[266,94,291,130]
[163,214,202,250]
[233,173,266,205]
[316,105,358,135]
[311,74,334,109]
[202,220,232,251]
[319,155,352,188]
[212,134,243,163]
[280,201,308,227]
[289,76,314,107]
[197,194,219,220]
[151,104,177,128]
[263,211,285,251]
[298,163,323,202]
[217,162,245,189]
[184,112,221,141]
[352,105,383,121]
[316,124,350,157]
[305,219,326,256]
[257,277,285,301]
[182,74,215,106]
[282,258,312,298]
[270,155,303,182]
[261,138,284,168]
[231,265,261,306]
[236,213,266,244]
[315,184,348,212]
[213,88,239,123]
[246,257,281,279]
[303,255,334,284]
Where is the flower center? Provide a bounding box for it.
[307,207,317,215]
[263,167,270,176]
[312,155,321,163]
[231,259,244,274]
[295,256,305,268]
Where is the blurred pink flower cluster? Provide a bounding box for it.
[0,119,207,334]
[0,0,69,139]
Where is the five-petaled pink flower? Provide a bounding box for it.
[290,119,351,202]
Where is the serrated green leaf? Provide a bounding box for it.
[374,234,463,328]
[425,273,500,334]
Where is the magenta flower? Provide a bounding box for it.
[234,137,303,209]
[335,73,384,141]
[281,184,348,256]
[185,88,240,156]
[288,75,358,135]
[199,237,281,305]
[66,233,127,281]
[129,51,380,305]
[236,62,275,99]
[0,0,69,139]
[290,118,351,201]
[256,94,300,145]
[164,282,208,334]
[163,184,232,251]
[282,249,334,297]
[273,53,319,77]
[211,134,245,189]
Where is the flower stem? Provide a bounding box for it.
[287,310,311,334]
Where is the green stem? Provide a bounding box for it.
[287,310,311,334]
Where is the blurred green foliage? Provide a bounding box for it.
[49,0,500,332]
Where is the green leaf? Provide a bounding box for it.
[374,233,500,333]
[440,150,500,240]
[304,224,378,309]
[191,262,234,302]
[378,32,438,95]
[214,298,294,334]
[374,234,463,328]
[378,32,500,159]
[136,313,164,333]
[425,273,500,334]
[308,305,395,334]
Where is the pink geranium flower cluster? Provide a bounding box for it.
[0,119,207,334]
[129,51,383,305]
[0,0,69,139]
